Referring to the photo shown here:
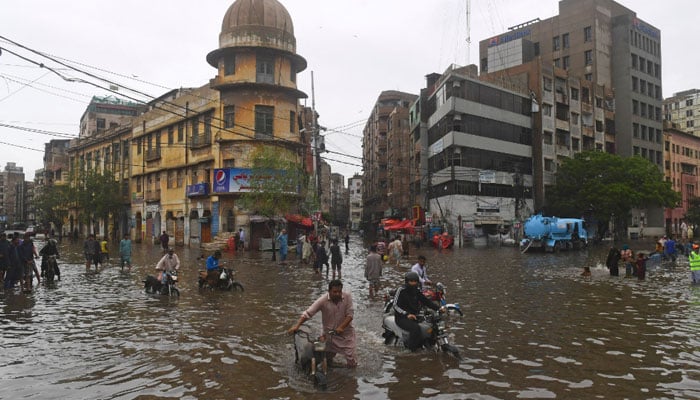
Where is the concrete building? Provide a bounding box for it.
[663,120,700,235]
[481,60,615,211]
[330,172,348,228]
[664,89,700,136]
[0,162,26,227]
[68,120,134,239]
[79,95,144,138]
[419,64,534,236]
[362,90,417,234]
[348,174,362,231]
[43,139,71,186]
[479,0,663,229]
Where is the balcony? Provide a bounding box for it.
[146,148,161,161]
[145,189,161,202]
[190,133,211,149]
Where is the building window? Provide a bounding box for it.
[543,77,552,91]
[177,122,184,142]
[291,66,296,83]
[289,111,296,133]
[543,131,553,144]
[562,33,570,49]
[632,77,638,92]
[647,60,653,76]
[571,112,579,125]
[640,57,646,73]
[584,73,592,82]
[584,50,593,65]
[255,105,274,138]
[687,120,695,128]
[640,79,646,95]
[554,58,561,68]
[552,36,560,51]
[542,104,552,117]
[654,63,660,78]
[563,56,570,70]
[584,26,592,42]
[533,42,540,56]
[633,123,639,138]
[192,117,199,136]
[224,105,235,128]
[687,99,694,107]
[256,54,275,84]
[633,100,639,115]
[168,126,174,145]
[176,170,183,188]
[96,118,106,131]
[687,109,694,117]
[224,55,235,76]
[641,125,647,140]
[631,54,638,69]
[570,87,579,101]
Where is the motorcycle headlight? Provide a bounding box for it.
[438,321,446,330]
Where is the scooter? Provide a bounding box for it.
[198,266,244,291]
[43,255,59,284]
[382,288,461,359]
[293,328,335,389]
[144,270,180,297]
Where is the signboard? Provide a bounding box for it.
[479,170,496,183]
[213,168,296,194]
[487,28,532,47]
[186,183,209,197]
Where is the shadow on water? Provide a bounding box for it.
[1,236,700,398]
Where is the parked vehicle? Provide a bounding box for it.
[144,270,180,297]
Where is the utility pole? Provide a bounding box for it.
[311,71,320,234]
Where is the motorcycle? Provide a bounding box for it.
[382,286,461,359]
[43,255,59,284]
[144,270,180,297]
[293,328,335,389]
[383,282,462,316]
[421,282,463,316]
[198,266,244,291]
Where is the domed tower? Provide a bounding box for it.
[207,0,307,147]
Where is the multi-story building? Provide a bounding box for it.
[319,160,331,214]
[419,64,534,235]
[387,104,413,217]
[330,172,348,227]
[663,120,700,234]
[67,121,134,239]
[348,174,362,231]
[0,162,26,227]
[479,0,663,230]
[362,90,417,235]
[481,60,615,211]
[664,89,700,136]
[79,95,144,138]
[43,139,71,186]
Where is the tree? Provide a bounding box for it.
[237,146,307,260]
[34,184,71,235]
[546,151,680,239]
[64,167,123,238]
[684,198,700,227]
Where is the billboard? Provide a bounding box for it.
[213,168,298,194]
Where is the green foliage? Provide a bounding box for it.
[34,184,70,230]
[237,146,306,218]
[547,151,679,227]
[65,167,124,225]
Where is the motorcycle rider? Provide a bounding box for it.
[39,238,61,280]
[287,279,357,368]
[393,271,444,351]
[155,247,180,284]
[205,250,223,287]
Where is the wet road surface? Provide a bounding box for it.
[2,236,700,399]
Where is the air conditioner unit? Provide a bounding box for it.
[453,114,462,121]
[453,80,461,88]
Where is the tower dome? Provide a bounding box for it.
[207,0,306,71]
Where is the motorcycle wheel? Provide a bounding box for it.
[441,343,461,360]
[232,282,244,291]
[169,287,180,297]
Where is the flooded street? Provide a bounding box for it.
[2,236,700,399]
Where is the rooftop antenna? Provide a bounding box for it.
[466,0,471,65]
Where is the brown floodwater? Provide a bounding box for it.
[2,236,700,399]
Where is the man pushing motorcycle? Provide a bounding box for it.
[287,279,357,368]
[393,271,445,351]
[155,247,180,284]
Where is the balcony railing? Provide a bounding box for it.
[146,148,161,161]
[190,133,211,149]
[145,189,161,202]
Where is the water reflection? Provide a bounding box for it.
[1,237,700,398]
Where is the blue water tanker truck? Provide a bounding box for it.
[519,214,588,252]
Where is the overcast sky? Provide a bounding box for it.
[0,0,694,182]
